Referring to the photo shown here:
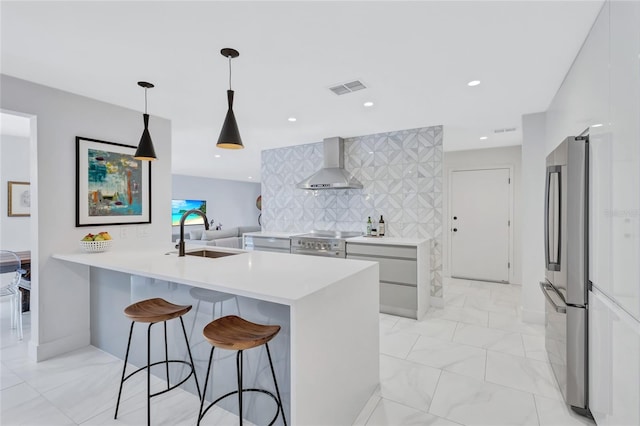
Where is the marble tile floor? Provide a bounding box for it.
[0,298,253,426]
[353,278,597,426]
[1,279,597,425]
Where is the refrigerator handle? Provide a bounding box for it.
[540,281,567,313]
[545,166,562,271]
[544,169,550,265]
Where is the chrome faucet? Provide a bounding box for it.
[178,209,209,256]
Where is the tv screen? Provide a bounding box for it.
[172,199,207,226]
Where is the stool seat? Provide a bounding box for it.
[203,315,280,351]
[124,298,191,323]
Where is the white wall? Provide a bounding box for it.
[443,145,522,285]
[172,174,261,232]
[0,134,30,251]
[521,113,547,323]
[0,74,173,360]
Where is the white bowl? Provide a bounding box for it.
[79,239,113,253]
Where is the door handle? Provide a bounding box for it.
[453,228,458,232]
[539,281,567,313]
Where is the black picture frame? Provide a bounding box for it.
[75,136,151,227]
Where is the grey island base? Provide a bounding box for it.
[54,246,380,425]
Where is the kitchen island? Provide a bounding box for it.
[54,246,379,425]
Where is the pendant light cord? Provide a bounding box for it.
[228,55,232,90]
[144,88,148,114]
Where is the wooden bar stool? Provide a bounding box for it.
[114,298,201,426]
[197,315,287,426]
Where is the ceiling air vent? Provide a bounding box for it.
[494,127,517,134]
[329,80,367,95]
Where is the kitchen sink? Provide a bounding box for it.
[185,249,240,259]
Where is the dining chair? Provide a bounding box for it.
[0,250,28,340]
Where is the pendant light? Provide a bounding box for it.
[134,81,157,161]
[216,48,244,149]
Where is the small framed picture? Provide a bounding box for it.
[7,181,31,217]
[76,136,151,227]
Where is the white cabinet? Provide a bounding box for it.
[346,241,430,319]
[243,235,291,253]
[606,0,640,320]
[591,0,640,321]
[589,290,640,426]
[587,2,640,422]
[545,1,610,150]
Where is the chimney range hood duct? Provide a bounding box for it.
[297,137,363,190]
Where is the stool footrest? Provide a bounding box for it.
[200,388,282,426]
[122,360,196,398]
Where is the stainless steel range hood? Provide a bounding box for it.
[297,137,363,190]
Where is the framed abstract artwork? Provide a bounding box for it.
[7,181,30,217]
[75,136,151,227]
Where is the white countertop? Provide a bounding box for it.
[242,231,299,239]
[346,236,430,246]
[53,246,376,305]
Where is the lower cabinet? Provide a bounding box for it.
[243,235,291,253]
[380,282,417,312]
[589,289,640,426]
[347,242,427,319]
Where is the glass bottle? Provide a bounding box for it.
[379,215,385,236]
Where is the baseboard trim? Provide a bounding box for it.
[30,331,90,362]
[381,305,417,320]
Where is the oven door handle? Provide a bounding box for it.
[539,281,567,314]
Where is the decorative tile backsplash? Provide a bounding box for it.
[261,125,443,298]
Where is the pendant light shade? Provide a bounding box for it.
[217,90,243,149]
[134,81,157,161]
[135,113,157,160]
[216,48,244,150]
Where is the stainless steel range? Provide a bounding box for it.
[290,230,362,258]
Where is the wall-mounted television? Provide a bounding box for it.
[171,199,207,226]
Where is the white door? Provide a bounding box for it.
[450,168,510,282]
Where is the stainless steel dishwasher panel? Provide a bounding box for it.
[244,235,291,253]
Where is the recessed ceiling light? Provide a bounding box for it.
[363,101,374,107]
[288,117,297,122]
[368,151,374,154]
[248,176,253,179]
[480,136,488,140]
[467,80,481,87]
[592,123,603,128]
[214,154,221,158]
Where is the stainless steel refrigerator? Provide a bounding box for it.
[540,135,592,418]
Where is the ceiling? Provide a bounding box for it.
[1,1,603,182]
